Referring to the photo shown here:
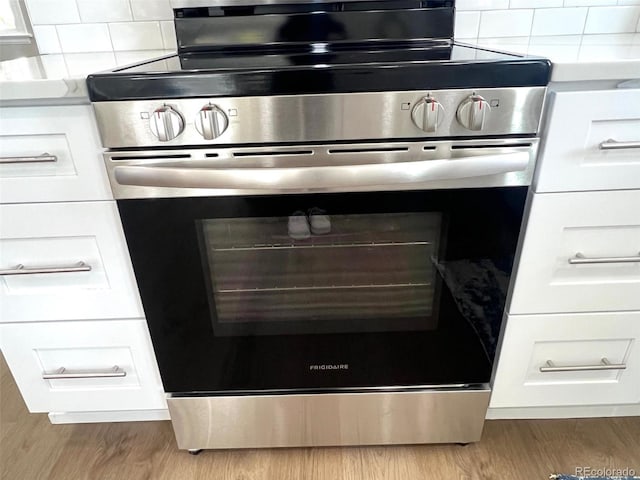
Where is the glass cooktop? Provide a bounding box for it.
[87,41,550,101]
[118,43,525,74]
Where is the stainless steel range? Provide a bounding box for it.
[87,0,550,452]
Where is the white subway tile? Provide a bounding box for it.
[56,23,112,53]
[476,36,531,44]
[474,47,521,58]
[526,34,582,57]
[584,6,640,33]
[76,0,132,22]
[531,7,587,35]
[577,43,635,58]
[564,0,616,5]
[109,22,164,51]
[130,0,173,21]
[25,0,80,24]
[529,35,582,45]
[581,32,636,43]
[528,34,582,44]
[475,37,529,55]
[63,52,116,76]
[528,43,581,60]
[160,21,177,50]
[454,12,481,38]
[456,0,509,11]
[510,0,562,7]
[115,50,170,66]
[40,54,68,78]
[32,25,61,54]
[476,36,530,45]
[618,0,640,5]
[478,10,534,37]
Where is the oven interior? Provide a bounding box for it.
[199,211,443,336]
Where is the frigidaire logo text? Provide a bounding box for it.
[309,364,349,371]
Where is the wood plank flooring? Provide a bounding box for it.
[2,353,639,480]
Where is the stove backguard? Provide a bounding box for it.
[173,0,455,54]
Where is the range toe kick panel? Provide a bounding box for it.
[168,389,491,450]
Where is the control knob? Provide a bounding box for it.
[195,104,229,140]
[456,94,490,131]
[149,105,184,141]
[411,95,444,133]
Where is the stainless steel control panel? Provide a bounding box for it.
[93,87,546,149]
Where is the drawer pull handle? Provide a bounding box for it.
[568,252,640,265]
[599,139,640,150]
[540,358,626,373]
[0,261,91,276]
[0,152,58,164]
[42,365,126,379]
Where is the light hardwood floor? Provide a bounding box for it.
[2,354,639,480]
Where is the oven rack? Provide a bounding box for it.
[216,282,432,294]
[211,240,432,252]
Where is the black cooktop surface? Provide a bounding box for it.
[123,43,522,72]
[87,42,551,101]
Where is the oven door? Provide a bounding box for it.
[112,140,534,395]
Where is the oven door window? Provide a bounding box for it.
[199,212,442,336]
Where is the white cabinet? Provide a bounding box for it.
[491,312,640,408]
[534,88,640,193]
[510,190,640,315]
[0,201,144,322]
[0,101,165,424]
[0,319,166,413]
[0,105,112,204]
[492,86,640,418]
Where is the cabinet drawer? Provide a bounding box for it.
[510,190,640,315]
[491,312,640,408]
[0,319,166,413]
[535,88,640,193]
[0,202,144,322]
[0,105,111,203]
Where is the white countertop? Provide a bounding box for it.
[473,33,640,82]
[0,50,174,103]
[0,34,639,103]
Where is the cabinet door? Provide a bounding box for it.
[491,312,640,408]
[535,88,640,193]
[0,201,144,322]
[0,319,166,412]
[0,105,111,203]
[510,190,640,315]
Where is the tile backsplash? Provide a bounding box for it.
[27,0,640,55]
[456,1,640,39]
[28,0,177,54]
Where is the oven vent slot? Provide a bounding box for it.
[111,154,191,161]
[205,153,219,158]
[328,147,410,154]
[232,150,314,158]
[422,146,438,151]
[450,143,532,150]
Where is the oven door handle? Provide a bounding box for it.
[113,151,530,191]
